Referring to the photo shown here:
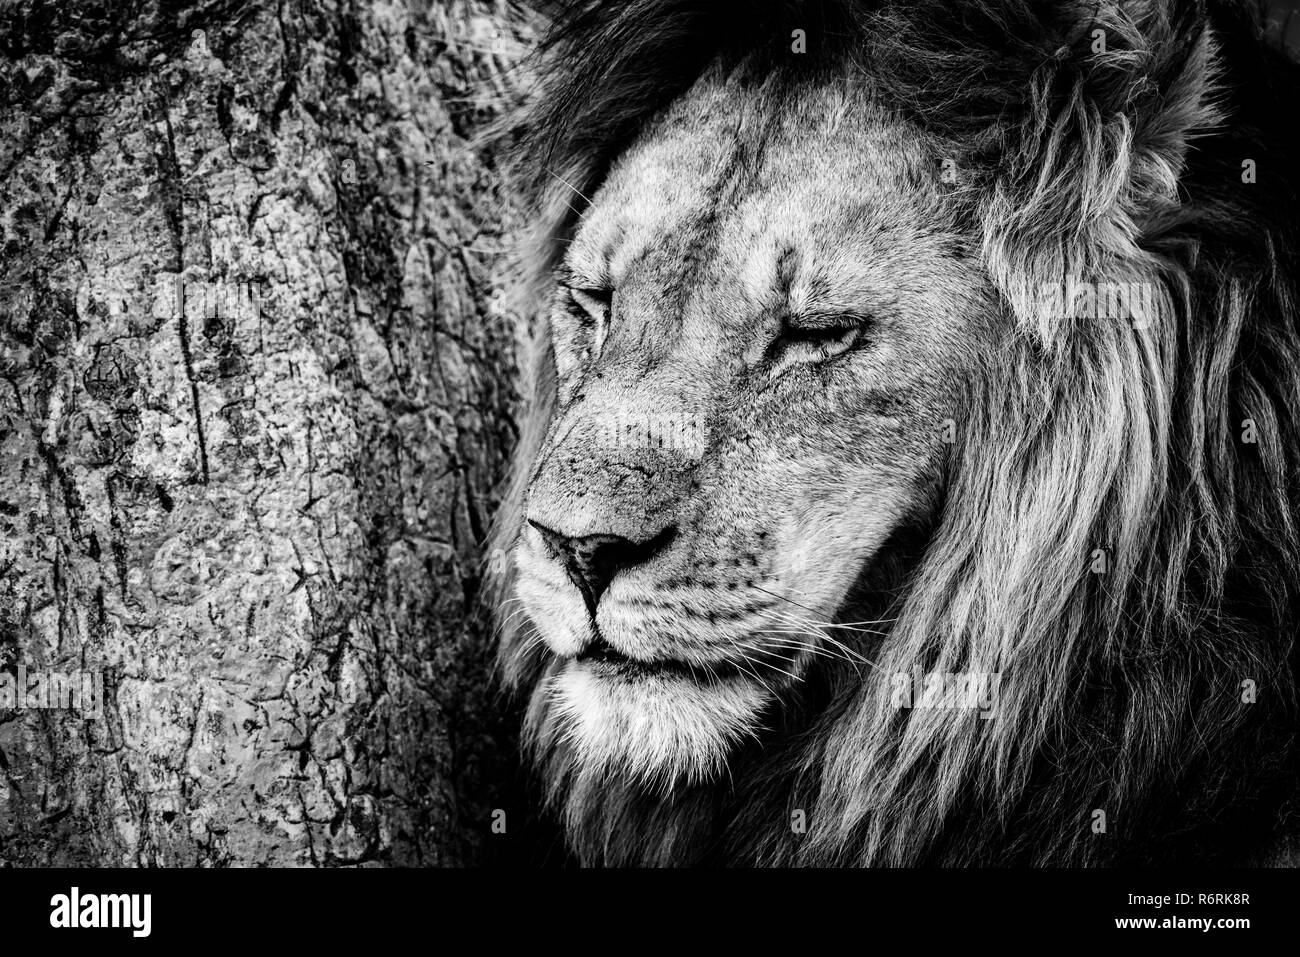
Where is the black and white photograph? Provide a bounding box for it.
[1,0,1298,940]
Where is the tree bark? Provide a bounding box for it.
[0,0,533,866]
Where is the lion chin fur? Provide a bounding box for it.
[488,0,1300,866]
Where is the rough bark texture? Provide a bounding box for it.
[0,0,535,866]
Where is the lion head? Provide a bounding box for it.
[490,0,1300,866]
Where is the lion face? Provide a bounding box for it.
[514,71,1000,785]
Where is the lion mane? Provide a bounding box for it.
[488,0,1300,866]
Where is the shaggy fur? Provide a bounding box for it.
[489,0,1300,865]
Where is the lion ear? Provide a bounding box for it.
[980,3,1223,340]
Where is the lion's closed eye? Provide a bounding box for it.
[769,312,872,368]
[568,286,611,327]
[563,285,613,359]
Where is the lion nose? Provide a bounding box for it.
[528,520,674,615]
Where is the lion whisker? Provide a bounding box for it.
[761,622,883,653]
[754,608,887,677]
[726,653,780,695]
[547,167,594,205]
[732,649,802,683]
[766,608,893,638]
[493,605,534,640]
[732,638,821,677]
[748,633,863,667]
[745,636,870,679]
[742,635,845,663]
[751,604,884,676]
[751,583,829,619]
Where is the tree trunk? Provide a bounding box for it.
[0,0,533,866]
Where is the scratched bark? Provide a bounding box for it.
[0,0,533,865]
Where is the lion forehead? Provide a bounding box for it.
[567,67,956,311]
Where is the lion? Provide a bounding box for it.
[488,0,1300,866]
